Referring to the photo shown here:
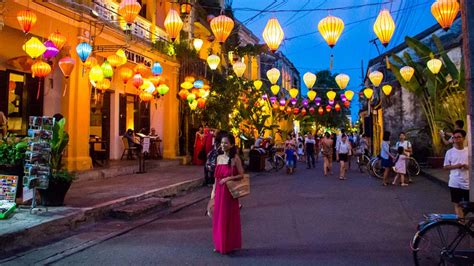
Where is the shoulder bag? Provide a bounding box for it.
[226,173,250,199]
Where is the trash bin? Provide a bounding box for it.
[248,148,266,172]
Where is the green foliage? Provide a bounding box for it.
[390,34,465,156]
[0,135,28,166]
[50,118,76,183]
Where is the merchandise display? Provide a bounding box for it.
[0,175,18,219]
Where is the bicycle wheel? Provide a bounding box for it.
[407,158,421,176]
[371,158,384,179]
[412,220,472,266]
[358,155,370,173]
[275,155,285,171]
[264,157,274,172]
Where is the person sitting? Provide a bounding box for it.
[124,129,142,150]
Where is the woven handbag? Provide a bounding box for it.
[226,174,250,199]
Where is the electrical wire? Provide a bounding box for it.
[228,1,393,13]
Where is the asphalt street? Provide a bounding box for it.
[46,161,453,265]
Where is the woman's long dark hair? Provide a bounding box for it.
[221,132,237,165]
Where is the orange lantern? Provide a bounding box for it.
[210,14,234,44]
[48,31,67,50]
[84,56,98,70]
[96,79,111,91]
[262,18,284,52]
[318,15,344,48]
[301,108,307,116]
[139,92,153,102]
[178,89,189,100]
[325,105,331,113]
[335,103,341,112]
[197,98,206,109]
[119,67,133,85]
[318,107,324,115]
[132,73,144,88]
[149,76,162,87]
[134,63,149,76]
[431,0,459,31]
[119,0,141,25]
[58,57,75,78]
[286,107,292,115]
[343,101,350,108]
[185,76,196,83]
[373,9,396,47]
[164,9,183,42]
[31,60,51,100]
[17,10,37,34]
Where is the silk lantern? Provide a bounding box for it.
[369,71,383,86]
[151,62,163,76]
[207,54,220,70]
[427,58,442,74]
[178,89,189,100]
[149,76,162,87]
[197,98,207,109]
[139,92,153,102]
[269,96,277,105]
[185,76,195,83]
[326,91,336,101]
[286,107,292,115]
[76,42,92,63]
[301,108,307,116]
[315,97,322,106]
[193,80,204,89]
[302,99,309,107]
[289,88,299,98]
[307,90,316,101]
[293,108,300,115]
[309,107,315,115]
[89,65,104,83]
[187,93,196,103]
[335,103,341,112]
[373,9,396,47]
[267,68,280,85]
[290,98,297,106]
[325,105,332,112]
[343,101,350,108]
[96,79,111,91]
[382,84,393,96]
[164,9,183,42]
[84,56,98,70]
[363,88,374,99]
[303,72,316,89]
[233,61,246,77]
[271,85,280,95]
[335,73,350,89]
[193,38,203,52]
[318,15,344,48]
[140,79,155,94]
[23,37,46,59]
[134,63,149,76]
[262,94,268,100]
[344,90,355,101]
[17,9,37,34]
[31,60,51,99]
[262,18,284,52]
[210,14,234,43]
[43,40,59,60]
[116,49,128,65]
[329,100,334,105]
[400,66,415,82]
[157,84,170,96]
[101,61,114,78]
[107,54,123,68]
[181,81,193,90]
[318,107,324,115]
[279,98,286,106]
[120,67,133,85]
[119,0,141,25]
[48,31,67,50]
[189,99,198,110]
[132,73,144,88]
[431,0,459,31]
[58,57,75,78]
[254,80,263,90]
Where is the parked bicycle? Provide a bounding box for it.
[369,153,420,179]
[264,147,285,172]
[355,152,371,173]
[412,202,474,265]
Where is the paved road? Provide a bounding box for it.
[47,162,454,265]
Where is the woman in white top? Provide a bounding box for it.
[336,134,352,180]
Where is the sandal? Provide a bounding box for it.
[401,183,409,187]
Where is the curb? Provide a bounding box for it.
[420,169,449,188]
[0,177,204,257]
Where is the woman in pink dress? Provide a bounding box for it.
[193,126,205,165]
[212,133,244,254]
[204,125,214,155]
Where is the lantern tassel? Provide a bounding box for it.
[36,79,41,100]
[63,83,68,97]
[330,54,334,71]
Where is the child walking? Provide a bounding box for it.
[285,143,297,174]
[392,147,409,186]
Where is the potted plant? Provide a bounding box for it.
[38,118,76,206]
[0,135,28,202]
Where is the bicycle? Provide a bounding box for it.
[412,202,474,265]
[264,148,285,172]
[370,154,421,179]
[355,151,371,174]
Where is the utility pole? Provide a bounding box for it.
[461,0,474,199]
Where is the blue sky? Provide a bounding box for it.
[232,0,438,121]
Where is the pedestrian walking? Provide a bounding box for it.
[297,136,305,162]
[336,134,352,180]
[392,147,409,186]
[285,143,297,174]
[212,132,243,254]
[321,132,334,176]
[381,131,395,186]
[305,133,316,169]
[443,129,469,219]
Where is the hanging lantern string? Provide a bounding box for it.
[63,81,68,97]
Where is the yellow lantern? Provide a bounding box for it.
[233,61,246,77]
[139,92,153,102]
[107,54,123,68]
[344,90,354,101]
[427,58,442,74]
[253,80,263,90]
[399,66,415,82]
[181,81,194,90]
[431,0,459,31]
[189,99,198,110]
[335,73,350,89]
[326,91,336,101]
[89,65,104,83]
[262,18,284,52]
[23,37,46,59]
[363,88,374,99]
[318,15,344,48]
[289,88,299,99]
[303,72,316,89]
[96,79,111,91]
[118,0,141,25]
[193,38,203,52]
[116,49,128,65]
[266,68,280,85]
[369,71,383,87]
[207,54,220,70]
[382,84,393,96]
[270,85,280,95]
[210,14,234,43]
[373,9,396,47]
[164,9,183,42]
[307,90,317,101]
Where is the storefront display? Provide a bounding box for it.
[0,175,18,219]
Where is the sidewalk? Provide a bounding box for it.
[0,161,206,257]
[421,167,448,186]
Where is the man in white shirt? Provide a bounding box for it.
[443,129,469,218]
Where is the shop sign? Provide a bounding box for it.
[125,50,152,67]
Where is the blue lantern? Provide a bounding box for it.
[76,42,92,63]
[193,80,204,89]
[151,62,163,76]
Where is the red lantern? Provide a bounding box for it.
[197,98,206,109]
[178,89,189,100]
[325,105,331,112]
[309,107,315,115]
[134,63,150,76]
[343,101,350,108]
[335,103,341,112]
[293,108,299,115]
[132,73,144,88]
[48,31,67,50]
[17,10,37,34]
[318,107,324,115]
[301,108,307,116]
[120,67,134,85]
[149,75,161,87]
[31,60,51,100]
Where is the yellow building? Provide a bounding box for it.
[0,0,181,170]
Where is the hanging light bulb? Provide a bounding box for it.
[210,14,234,43]
[164,9,183,42]
[307,90,317,101]
[344,90,355,101]
[101,61,114,78]
[326,91,336,101]
[303,72,316,89]
[48,31,67,50]
[262,17,284,52]
[427,58,443,74]
[369,71,383,86]
[266,68,280,85]
[318,15,344,48]
[253,80,263,90]
[373,9,396,47]
[431,0,459,31]
[289,88,299,99]
[233,61,246,77]
[400,66,415,82]
[193,38,203,52]
[207,54,220,70]
[119,0,141,25]
[271,85,280,95]
[76,42,92,63]
[382,84,393,96]
[363,88,374,99]
[17,9,37,34]
[335,73,350,89]
[23,37,46,59]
